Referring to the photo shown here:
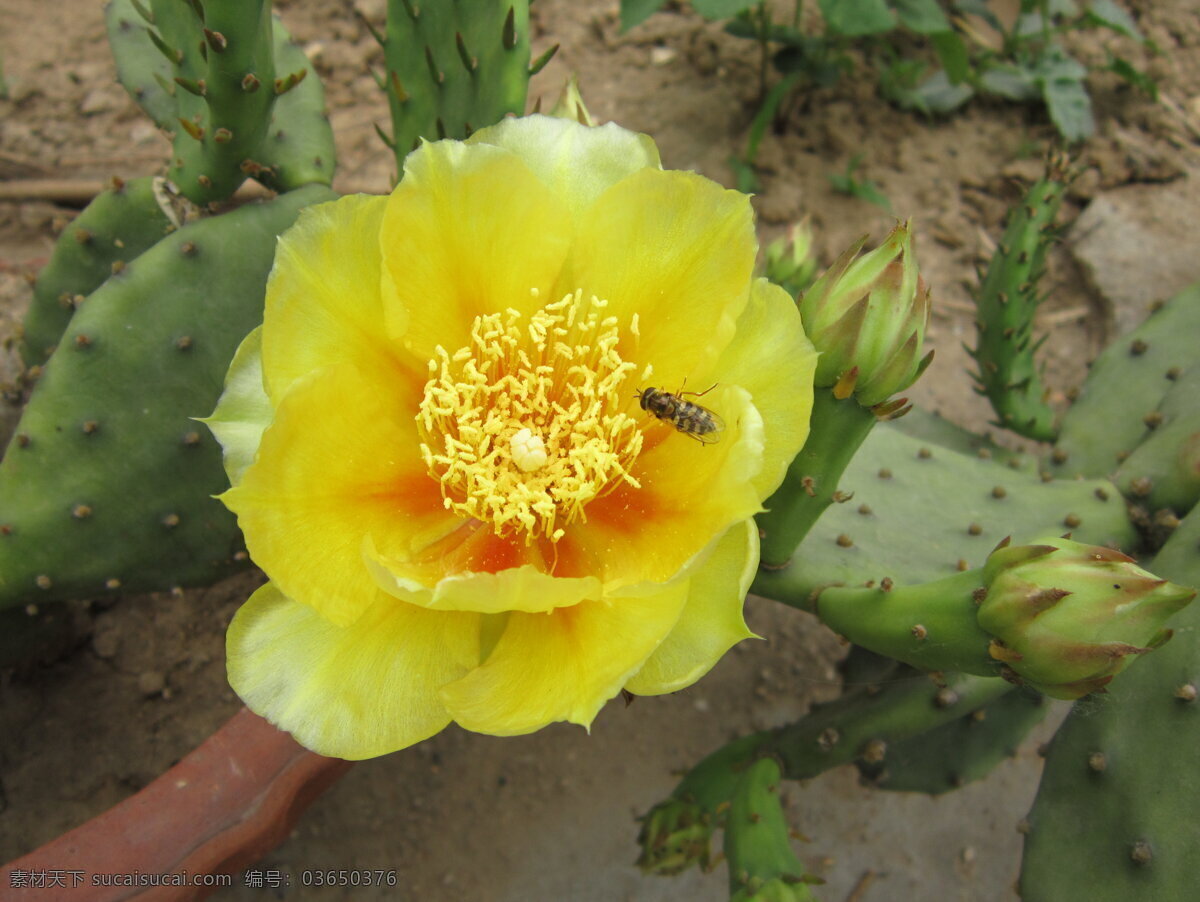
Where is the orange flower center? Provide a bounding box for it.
[417,290,644,543]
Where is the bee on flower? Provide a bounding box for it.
[637,385,725,444]
[204,115,817,759]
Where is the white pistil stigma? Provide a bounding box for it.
[510,427,548,473]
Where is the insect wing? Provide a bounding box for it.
[689,406,724,444]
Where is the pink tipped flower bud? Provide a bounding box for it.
[978,537,1195,699]
[798,221,932,408]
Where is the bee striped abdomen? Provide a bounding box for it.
[637,386,725,444]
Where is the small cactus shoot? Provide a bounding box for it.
[969,153,1070,442]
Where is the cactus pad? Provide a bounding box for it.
[106,0,334,203]
[757,420,1135,598]
[0,184,334,609]
[969,156,1068,442]
[724,758,817,901]
[19,176,175,368]
[1112,363,1200,516]
[1052,282,1200,481]
[1019,505,1200,901]
[381,0,535,166]
[856,686,1046,794]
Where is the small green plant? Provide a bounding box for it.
[827,152,892,211]
[622,1,1157,152]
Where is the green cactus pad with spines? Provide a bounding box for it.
[382,0,533,165]
[857,686,1045,794]
[19,176,175,368]
[152,0,277,204]
[753,422,1135,601]
[639,672,1013,889]
[106,1,333,195]
[1112,363,1200,516]
[0,184,334,609]
[1019,507,1200,901]
[969,157,1067,442]
[106,0,177,129]
[253,23,335,192]
[1052,282,1200,481]
[724,758,817,902]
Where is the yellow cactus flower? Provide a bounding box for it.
[205,115,817,760]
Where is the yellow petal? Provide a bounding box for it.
[261,193,422,408]
[467,114,661,220]
[380,140,574,365]
[365,535,604,614]
[202,325,271,487]
[561,384,765,587]
[712,278,817,498]
[227,582,479,760]
[561,167,756,386]
[440,579,690,735]
[624,519,759,695]
[222,364,456,627]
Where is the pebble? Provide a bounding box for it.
[79,87,121,116]
[137,671,166,697]
[650,45,677,66]
[92,629,119,659]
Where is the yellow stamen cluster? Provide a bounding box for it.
[418,290,643,543]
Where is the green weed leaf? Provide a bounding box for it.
[1107,54,1158,99]
[980,64,1039,100]
[932,30,970,83]
[1084,0,1141,39]
[916,68,975,112]
[829,154,893,211]
[619,0,667,32]
[892,0,950,34]
[819,0,895,36]
[693,0,760,19]
[1041,74,1094,141]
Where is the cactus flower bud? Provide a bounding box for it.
[798,220,932,407]
[636,797,714,876]
[548,74,594,126]
[977,537,1195,699]
[763,216,818,297]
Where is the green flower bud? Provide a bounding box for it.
[798,220,932,408]
[978,537,1196,699]
[548,74,594,126]
[763,216,818,297]
[635,797,714,876]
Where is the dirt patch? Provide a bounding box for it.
[1,1,1196,899]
